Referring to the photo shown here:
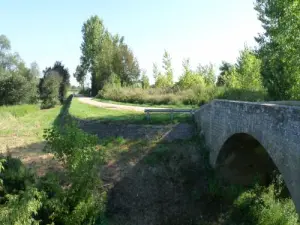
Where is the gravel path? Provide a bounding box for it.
[77,97,167,112]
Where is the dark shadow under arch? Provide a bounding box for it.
[216,133,280,186]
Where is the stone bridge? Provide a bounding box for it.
[194,100,300,213]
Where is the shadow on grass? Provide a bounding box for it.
[53,95,74,127]
[4,141,62,177]
[73,113,194,125]
[100,137,240,225]
[77,122,196,142]
[2,95,261,225]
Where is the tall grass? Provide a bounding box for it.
[0,104,39,118]
[97,84,268,106]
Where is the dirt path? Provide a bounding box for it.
[77,97,167,112]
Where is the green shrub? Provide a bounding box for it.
[40,72,62,109]
[0,35,39,106]
[42,122,107,224]
[227,175,299,225]
[0,155,43,225]
[98,83,269,107]
[79,87,92,96]
[0,74,38,106]
[0,120,107,224]
[97,84,208,106]
[217,87,269,102]
[0,156,36,194]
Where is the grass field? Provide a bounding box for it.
[0,104,62,175]
[94,98,199,109]
[1,99,298,224]
[70,98,193,124]
[0,97,192,175]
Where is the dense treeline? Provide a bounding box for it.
[0,35,70,109]
[77,0,300,104]
[0,35,39,105]
[97,46,267,106]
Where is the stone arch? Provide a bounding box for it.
[214,132,281,186]
[195,100,300,213]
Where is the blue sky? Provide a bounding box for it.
[0,0,262,85]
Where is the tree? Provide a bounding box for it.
[162,50,173,86]
[0,35,39,105]
[236,47,263,90]
[40,72,62,109]
[152,63,160,81]
[0,34,10,52]
[79,16,141,95]
[141,70,150,89]
[0,35,20,73]
[113,38,140,86]
[217,61,234,86]
[152,62,166,88]
[224,47,263,91]
[153,51,174,88]
[43,61,70,103]
[80,16,105,96]
[177,58,205,89]
[255,0,300,99]
[197,63,216,86]
[74,65,86,88]
[29,62,40,79]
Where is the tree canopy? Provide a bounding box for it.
[0,35,39,105]
[78,15,140,96]
[255,0,300,99]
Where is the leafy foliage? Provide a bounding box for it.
[223,47,264,91]
[153,50,174,88]
[43,61,70,104]
[78,16,140,96]
[40,72,62,109]
[177,58,206,89]
[0,119,107,224]
[227,177,299,225]
[255,0,300,100]
[217,61,234,86]
[0,156,42,225]
[140,70,150,89]
[42,122,107,224]
[0,35,39,106]
[197,63,216,86]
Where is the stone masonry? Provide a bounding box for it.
[194,99,300,214]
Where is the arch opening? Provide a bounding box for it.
[216,133,284,188]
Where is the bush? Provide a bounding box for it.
[0,74,38,106]
[97,83,269,107]
[0,35,39,106]
[79,87,92,96]
[217,87,269,102]
[0,155,43,225]
[40,72,62,109]
[97,84,209,106]
[42,121,107,224]
[0,121,107,224]
[226,175,299,225]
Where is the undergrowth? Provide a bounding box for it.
[97,85,269,106]
[0,119,108,225]
[0,104,40,118]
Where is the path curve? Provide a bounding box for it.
[77,97,167,112]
